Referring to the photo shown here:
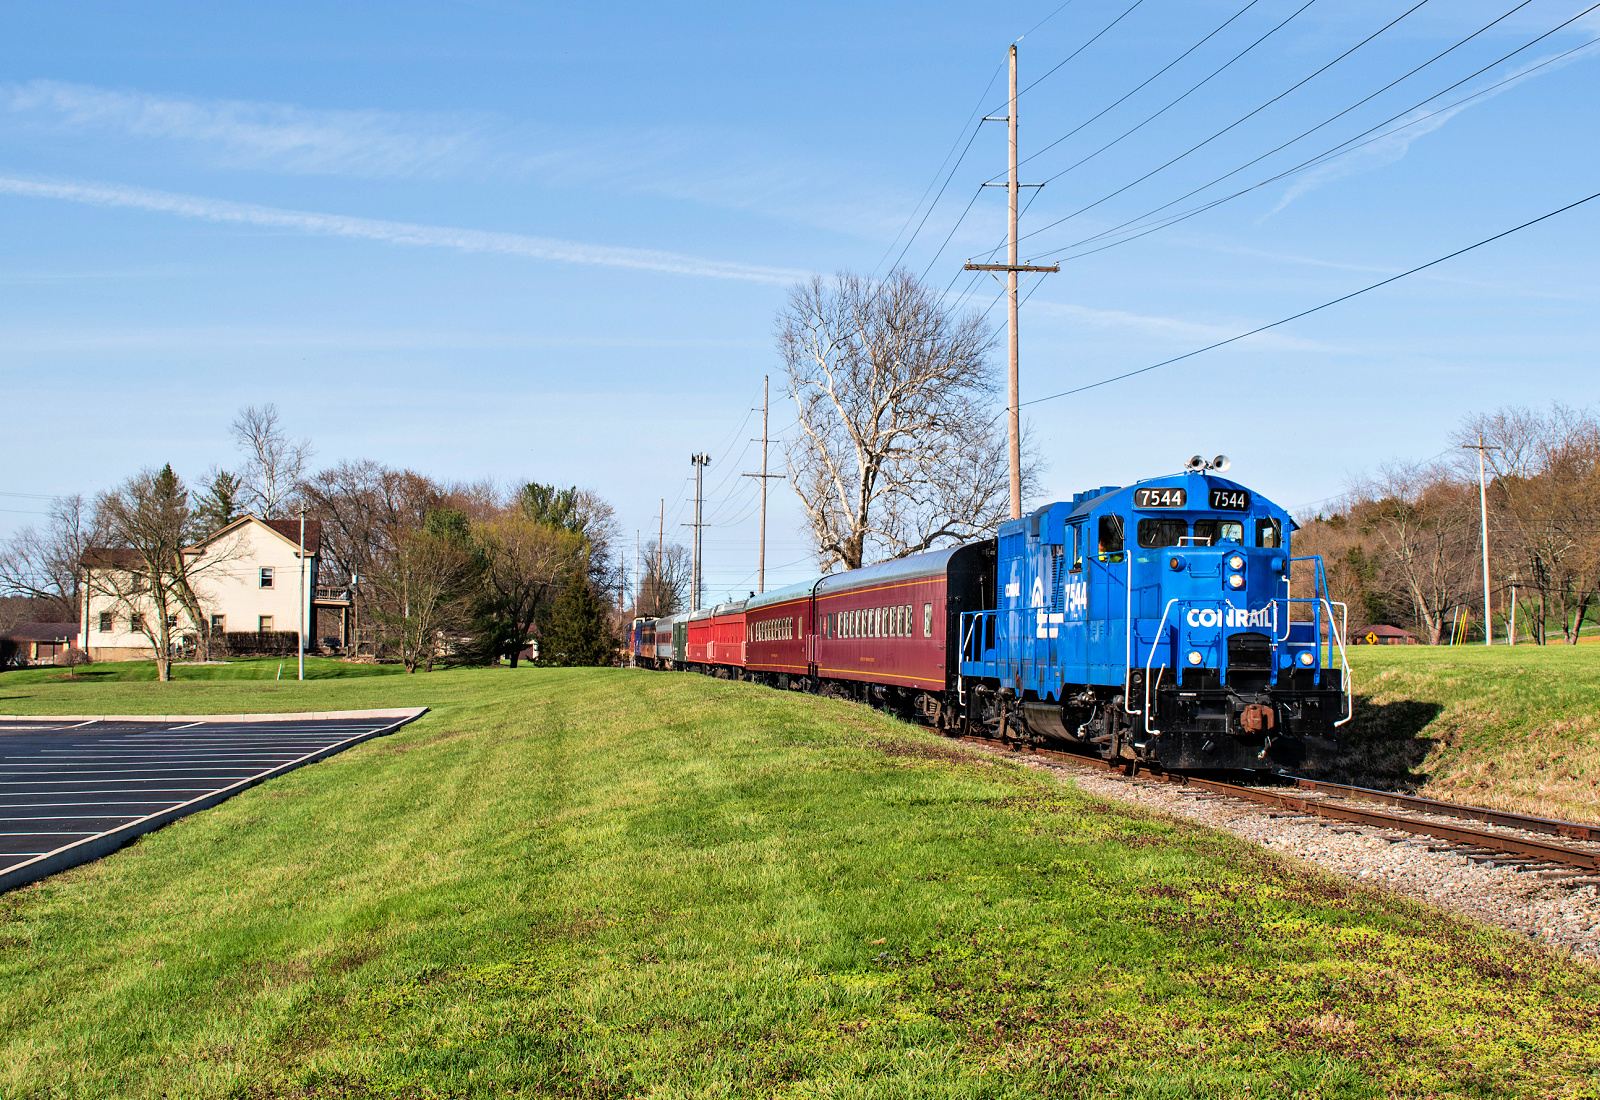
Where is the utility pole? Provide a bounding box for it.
[656,499,665,617]
[965,43,1058,521]
[297,507,306,681]
[1461,436,1499,646]
[684,453,711,610]
[742,375,785,594]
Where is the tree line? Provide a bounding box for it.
[0,403,695,675]
[1296,403,1600,645]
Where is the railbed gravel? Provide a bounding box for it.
[991,746,1600,964]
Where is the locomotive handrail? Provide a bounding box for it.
[1122,552,1138,716]
[1141,598,1183,735]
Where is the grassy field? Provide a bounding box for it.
[0,655,403,687]
[1338,645,1600,822]
[0,666,1597,1097]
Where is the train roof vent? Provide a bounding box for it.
[1070,485,1122,505]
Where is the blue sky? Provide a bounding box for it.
[1,0,1595,599]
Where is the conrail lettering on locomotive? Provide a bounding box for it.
[627,455,1350,774]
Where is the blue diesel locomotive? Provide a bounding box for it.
[957,457,1349,772]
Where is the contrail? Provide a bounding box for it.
[0,174,808,284]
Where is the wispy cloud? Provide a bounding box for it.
[0,79,911,238]
[1,80,493,178]
[1029,299,1325,350]
[1267,42,1599,215]
[0,175,809,284]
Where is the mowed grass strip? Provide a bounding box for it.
[0,668,1596,1098]
[1339,646,1600,822]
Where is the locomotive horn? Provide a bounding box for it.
[1185,455,1206,471]
[1211,455,1231,472]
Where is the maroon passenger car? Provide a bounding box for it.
[813,544,994,696]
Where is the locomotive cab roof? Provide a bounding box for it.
[1008,471,1291,545]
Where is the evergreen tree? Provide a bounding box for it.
[538,564,616,666]
[193,469,242,535]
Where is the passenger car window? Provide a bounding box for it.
[1193,519,1244,545]
[923,602,933,637]
[1256,518,1282,548]
[1137,518,1188,548]
[1097,516,1125,562]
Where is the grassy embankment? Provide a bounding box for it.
[1338,645,1600,822]
[1,665,1598,1097]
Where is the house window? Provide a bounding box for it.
[99,612,114,633]
[211,614,226,633]
[260,567,275,589]
[259,615,274,632]
[130,613,145,633]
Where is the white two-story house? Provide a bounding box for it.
[80,516,351,661]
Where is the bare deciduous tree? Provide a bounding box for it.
[0,494,104,620]
[231,403,314,518]
[89,465,241,679]
[1458,404,1600,644]
[635,540,691,618]
[777,270,1033,572]
[366,510,480,673]
[1349,463,1476,645]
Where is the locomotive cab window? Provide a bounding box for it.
[1193,519,1244,545]
[1097,515,1125,562]
[1255,518,1283,548]
[1069,523,1084,572]
[1137,517,1188,549]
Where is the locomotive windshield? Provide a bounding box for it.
[1136,517,1188,548]
[1256,518,1283,547]
[1193,518,1244,545]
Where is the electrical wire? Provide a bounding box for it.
[889,0,1150,270]
[989,0,1267,185]
[1016,0,1436,248]
[1027,0,1597,263]
[1018,189,1600,409]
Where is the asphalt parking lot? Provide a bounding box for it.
[0,710,423,890]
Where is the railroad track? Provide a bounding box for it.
[954,735,1600,883]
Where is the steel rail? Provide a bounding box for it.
[1165,774,1599,871]
[1286,775,1598,841]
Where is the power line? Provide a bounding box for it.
[1017,0,1433,248]
[1028,0,1596,263]
[889,0,1149,270]
[989,0,1267,185]
[1019,189,1600,408]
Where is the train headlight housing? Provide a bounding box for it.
[1187,650,1204,666]
[1270,556,1285,572]
[1169,554,1185,571]
[1227,573,1245,590]
[1228,554,1245,571]
[1298,651,1316,666]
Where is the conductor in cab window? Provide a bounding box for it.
[1097,516,1125,563]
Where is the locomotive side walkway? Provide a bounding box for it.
[0,708,425,893]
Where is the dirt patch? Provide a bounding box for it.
[874,737,973,766]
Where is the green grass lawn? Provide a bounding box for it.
[0,666,1597,1098]
[1338,645,1600,822]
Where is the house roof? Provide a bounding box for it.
[81,547,143,570]
[81,515,321,571]
[1,621,78,643]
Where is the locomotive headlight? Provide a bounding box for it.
[1228,554,1245,571]
[1169,554,1185,571]
[1227,573,1245,589]
[1298,651,1316,666]
[1187,650,1204,666]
